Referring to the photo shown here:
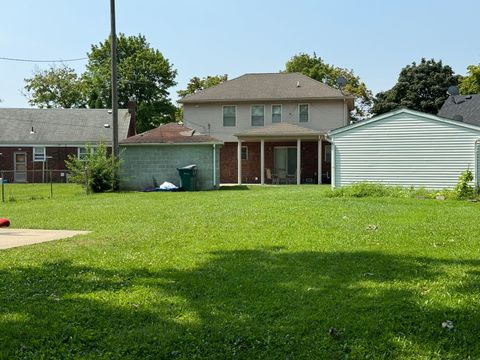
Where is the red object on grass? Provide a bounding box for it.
[0,218,10,227]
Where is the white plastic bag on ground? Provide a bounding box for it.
[159,181,178,190]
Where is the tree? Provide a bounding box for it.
[459,64,480,94]
[84,33,177,131]
[372,58,460,115]
[284,53,373,119]
[24,65,86,108]
[23,34,177,132]
[177,74,228,98]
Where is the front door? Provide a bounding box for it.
[274,147,297,177]
[14,152,27,183]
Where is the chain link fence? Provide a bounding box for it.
[0,170,73,202]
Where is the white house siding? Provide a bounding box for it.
[330,111,480,189]
[183,100,346,142]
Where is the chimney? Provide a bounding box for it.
[127,97,137,136]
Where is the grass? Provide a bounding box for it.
[0,185,479,359]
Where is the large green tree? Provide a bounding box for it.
[24,65,86,108]
[372,58,460,115]
[284,53,373,119]
[177,74,228,98]
[24,34,177,133]
[459,64,480,94]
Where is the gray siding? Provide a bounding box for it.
[119,145,221,191]
[184,100,347,142]
[331,112,480,189]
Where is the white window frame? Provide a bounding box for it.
[222,105,237,127]
[271,104,282,123]
[251,105,265,126]
[298,103,309,123]
[77,146,96,160]
[241,146,248,161]
[33,147,46,162]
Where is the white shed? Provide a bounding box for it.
[328,109,480,189]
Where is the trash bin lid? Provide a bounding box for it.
[178,164,197,170]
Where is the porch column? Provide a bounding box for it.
[260,139,265,185]
[297,138,301,185]
[237,140,242,185]
[318,136,323,184]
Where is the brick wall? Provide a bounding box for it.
[219,141,331,184]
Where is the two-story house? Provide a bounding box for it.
[179,73,354,184]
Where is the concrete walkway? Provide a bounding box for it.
[0,229,90,250]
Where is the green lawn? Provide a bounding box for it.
[0,185,479,359]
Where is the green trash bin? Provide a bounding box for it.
[177,164,197,191]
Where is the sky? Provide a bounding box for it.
[1,0,479,108]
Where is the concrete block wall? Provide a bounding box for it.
[119,145,221,191]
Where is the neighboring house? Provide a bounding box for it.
[0,104,136,183]
[438,94,480,127]
[119,123,222,191]
[328,108,480,189]
[178,73,354,184]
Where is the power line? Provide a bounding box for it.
[0,56,87,63]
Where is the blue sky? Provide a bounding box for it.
[1,0,479,108]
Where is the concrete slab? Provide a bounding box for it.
[0,229,90,250]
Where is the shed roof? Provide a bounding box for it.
[120,123,222,145]
[0,108,132,145]
[328,108,480,137]
[438,95,480,127]
[178,73,354,109]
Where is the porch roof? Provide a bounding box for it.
[235,123,323,140]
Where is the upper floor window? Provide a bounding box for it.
[299,104,309,122]
[272,105,282,123]
[33,147,46,162]
[223,105,236,127]
[251,105,264,126]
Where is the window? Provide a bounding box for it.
[272,105,282,123]
[223,105,236,127]
[78,146,96,160]
[241,146,248,160]
[251,105,264,126]
[324,144,331,162]
[299,104,309,122]
[33,147,46,162]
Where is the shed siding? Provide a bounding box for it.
[332,112,480,189]
[119,145,221,191]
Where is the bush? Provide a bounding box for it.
[453,169,474,199]
[65,143,120,193]
[326,182,456,200]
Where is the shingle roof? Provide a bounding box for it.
[236,123,322,138]
[120,123,222,145]
[0,108,132,145]
[438,95,480,127]
[178,73,354,107]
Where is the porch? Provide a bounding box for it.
[231,124,331,185]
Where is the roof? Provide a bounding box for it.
[328,108,480,137]
[120,123,222,145]
[438,95,480,127]
[236,123,323,138]
[0,108,132,145]
[178,73,354,109]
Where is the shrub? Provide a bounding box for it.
[454,169,474,199]
[65,143,120,193]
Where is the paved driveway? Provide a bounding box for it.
[0,229,90,250]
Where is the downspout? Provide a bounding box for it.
[475,139,480,190]
[213,143,217,189]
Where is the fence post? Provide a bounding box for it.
[50,170,53,198]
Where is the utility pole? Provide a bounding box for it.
[110,0,119,159]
